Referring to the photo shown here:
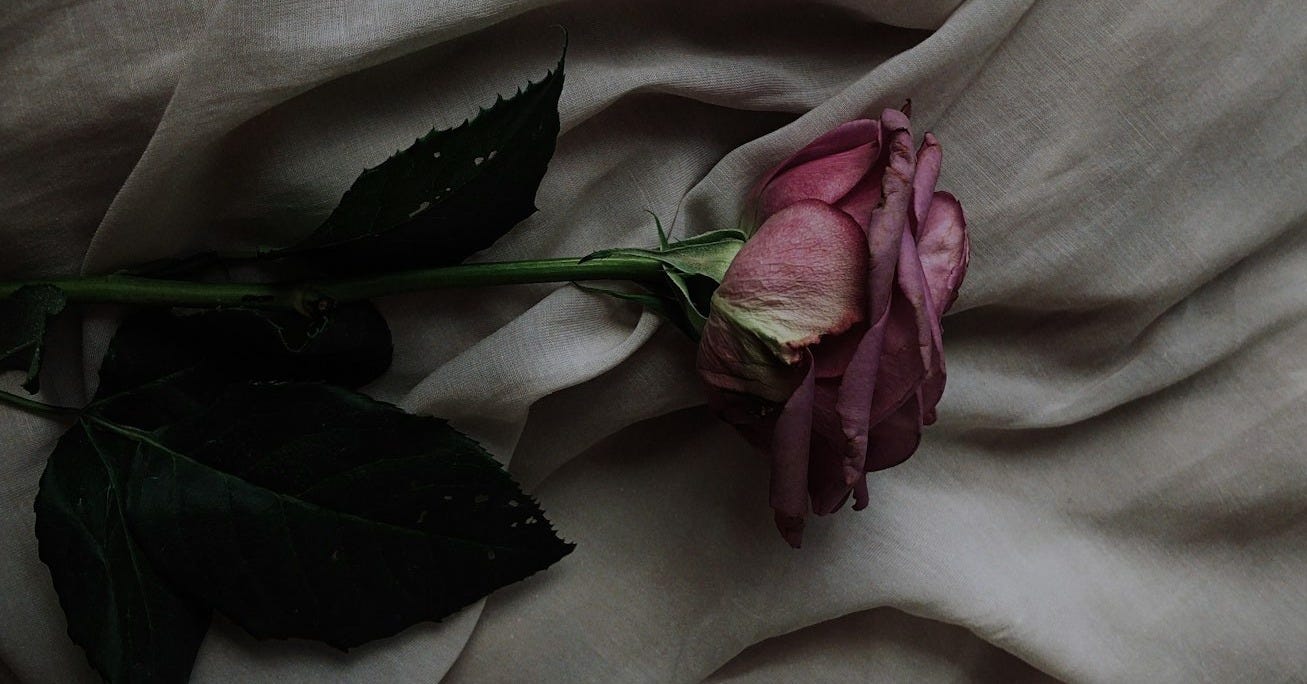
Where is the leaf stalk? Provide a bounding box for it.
[0,389,80,418]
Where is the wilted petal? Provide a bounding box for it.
[808,380,853,516]
[699,313,801,404]
[894,229,945,426]
[812,321,865,379]
[864,287,927,435]
[833,124,917,475]
[755,120,880,215]
[917,191,969,316]
[866,391,924,472]
[698,199,868,403]
[770,354,815,548]
[880,107,912,140]
[761,143,879,219]
[912,133,943,233]
[833,173,883,232]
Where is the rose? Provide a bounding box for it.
[696,108,969,547]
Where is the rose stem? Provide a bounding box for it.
[0,255,669,316]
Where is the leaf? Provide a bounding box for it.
[34,420,210,683]
[93,304,392,425]
[171,304,392,388]
[277,51,567,275]
[37,317,572,678]
[124,382,574,648]
[0,284,67,392]
[97,306,392,398]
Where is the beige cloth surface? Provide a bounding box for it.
[3,0,1306,681]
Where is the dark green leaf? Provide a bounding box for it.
[94,304,392,426]
[35,421,210,684]
[0,284,66,392]
[171,304,392,388]
[126,382,574,649]
[278,52,566,275]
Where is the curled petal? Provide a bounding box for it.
[771,355,816,548]
[833,124,917,476]
[879,108,913,140]
[755,120,881,217]
[833,173,883,233]
[866,390,924,472]
[864,286,927,437]
[917,191,969,316]
[808,380,853,516]
[913,133,943,234]
[894,228,945,426]
[760,143,880,219]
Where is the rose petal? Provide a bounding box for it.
[912,133,942,234]
[760,142,880,219]
[866,390,924,472]
[812,321,865,379]
[880,107,912,139]
[833,124,917,477]
[833,173,883,232]
[754,120,880,208]
[888,228,944,427]
[698,311,803,404]
[864,286,927,435]
[771,354,815,548]
[701,199,868,382]
[917,191,969,316]
[808,380,853,516]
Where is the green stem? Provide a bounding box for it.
[0,255,667,315]
[0,389,81,418]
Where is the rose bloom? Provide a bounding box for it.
[696,107,969,547]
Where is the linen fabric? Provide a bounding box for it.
[2,0,1305,682]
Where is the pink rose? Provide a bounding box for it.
[696,108,969,547]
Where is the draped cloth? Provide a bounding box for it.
[2,0,1305,681]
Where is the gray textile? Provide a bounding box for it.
[2,0,1305,682]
